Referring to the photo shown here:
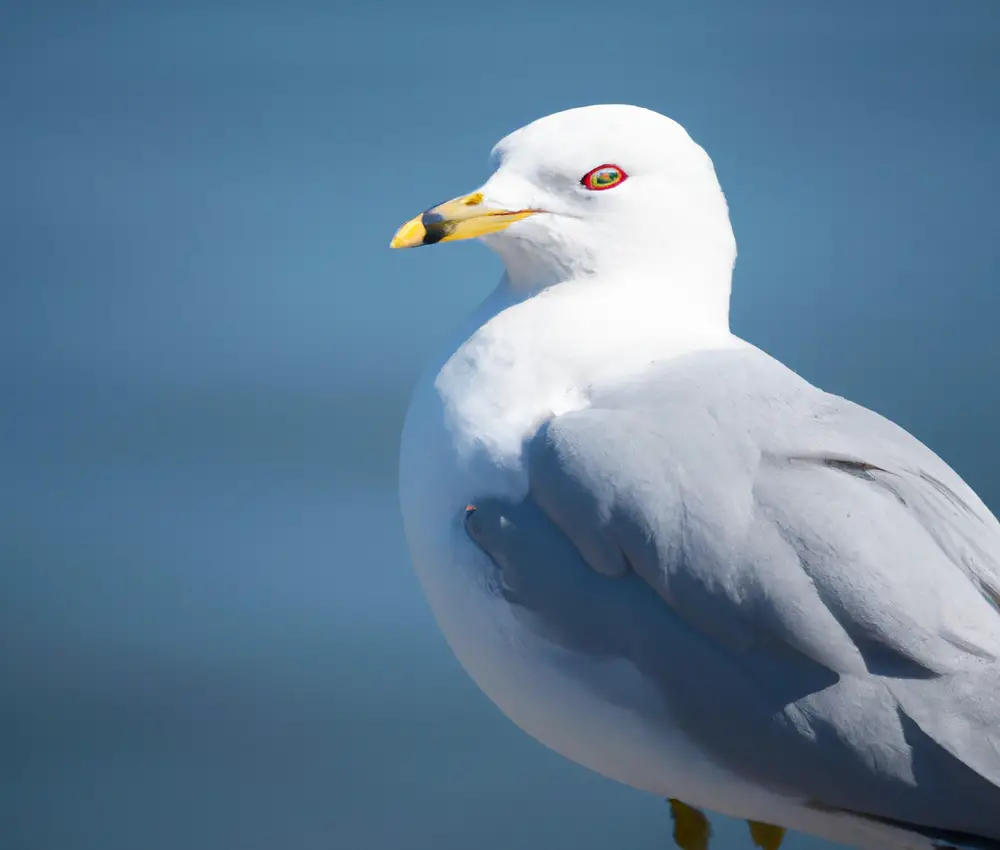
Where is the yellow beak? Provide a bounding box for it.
[390,191,541,249]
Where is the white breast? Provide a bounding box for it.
[396,281,947,850]
[399,280,752,795]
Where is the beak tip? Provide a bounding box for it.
[390,216,427,250]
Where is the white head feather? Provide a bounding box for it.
[478,105,737,325]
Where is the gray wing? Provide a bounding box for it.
[468,347,1000,841]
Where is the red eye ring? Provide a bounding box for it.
[581,164,628,191]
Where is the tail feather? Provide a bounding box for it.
[853,814,1000,850]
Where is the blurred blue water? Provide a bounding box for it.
[1,2,998,848]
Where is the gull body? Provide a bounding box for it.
[394,105,1000,849]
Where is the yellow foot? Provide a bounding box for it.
[748,820,786,850]
[668,799,712,850]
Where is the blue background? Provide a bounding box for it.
[2,1,998,848]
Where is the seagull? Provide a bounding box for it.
[390,104,1000,850]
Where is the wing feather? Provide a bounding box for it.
[514,347,1000,836]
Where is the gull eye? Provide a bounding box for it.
[581,164,627,191]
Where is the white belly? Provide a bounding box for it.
[395,290,932,850]
[397,351,779,814]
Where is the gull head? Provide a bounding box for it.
[391,104,737,292]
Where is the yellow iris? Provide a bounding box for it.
[589,167,622,188]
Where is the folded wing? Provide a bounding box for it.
[513,347,1000,840]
